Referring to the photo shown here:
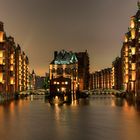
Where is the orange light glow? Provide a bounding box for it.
[132,63,136,70]
[131,29,135,39]
[10,77,14,85]
[130,19,135,28]
[0,32,4,42]
[0,51,4,58]
[124,35,128,43]
[125,45,128,51]
[125,64,128,69]
[10,59,14,64]
[125,57,128,63]
[11,54,14,59]
[132,71,136,81]
[125,75,128,83]
[0,73,3,83]
[10,65,14,71]
[131,47,136,55]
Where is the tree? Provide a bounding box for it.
[43,77,50,91]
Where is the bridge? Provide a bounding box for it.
[86,89,125,96]
[19,89,46,96]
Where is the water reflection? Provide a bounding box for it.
[1,95,140,140]
[1,95,140,109]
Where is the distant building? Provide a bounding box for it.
[29,70,36,90]
[112,57,123,90]
[49,50,78,95]
[89,73,93,90]
[75,50,90,90]
[15,45,29,92]
[35,76,46,89]
[93,68,112,90]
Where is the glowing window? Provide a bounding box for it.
[11,54,14,59]
[125,64,128,69]
[61,87,65,92]
[132,71,136,81]
[132,63,136,70]
[125,46,128,51]
[131,82,134,91]
[130,19,135,28]
[125,69,128,74]
[10,65,14,71]
[0,58,3,64]
[10,59,14,64]
[138,38,140,43]
[10,77,14,85]
[0,32,4,42]
[0,73,3,83]
[125,57,128,63]
[65,81,68,85]
[125,51,128,56]
[131,48,136,55]
[124,35,128,43]
[131,29,135,39]
[0,51,3,57]
[125,75,128,83]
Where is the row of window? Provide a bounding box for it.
[53,81,69,85]
[51,68,77,74]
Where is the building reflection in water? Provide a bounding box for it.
[110,97,140,112]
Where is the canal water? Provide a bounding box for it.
[0,95,140,140]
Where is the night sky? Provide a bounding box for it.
[0,0,138,75]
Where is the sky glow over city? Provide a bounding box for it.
[0,0,139,75]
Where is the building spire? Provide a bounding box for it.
[137,1,140,10]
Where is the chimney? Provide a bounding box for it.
[54,51,58,59]
[0,21,4,31]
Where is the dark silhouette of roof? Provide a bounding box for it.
[50,50,78,64]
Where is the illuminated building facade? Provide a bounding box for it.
[49,50,78,94]
[112,57,123,90]
[50,76,71,94]
[136,2,140,100]
[15,46,29,92]
[93,68,112,89]
[121,3,140,96]
[93,71,101,89]
[0,22,29,100]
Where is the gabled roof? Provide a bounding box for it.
[51,50,78,65]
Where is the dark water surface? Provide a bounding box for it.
[0,95,140,140]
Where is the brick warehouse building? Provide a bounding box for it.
[0,22,29,100]
[75,50,90,91]
[49,50,90,95]
[49,50,78,95]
